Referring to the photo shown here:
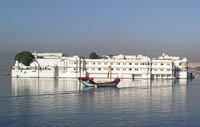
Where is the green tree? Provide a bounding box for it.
[15,51,35,66]
[108,54,113,58]
[89,52,99,59]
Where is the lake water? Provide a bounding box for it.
[1,77,200,127]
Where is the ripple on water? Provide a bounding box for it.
[0,78,200,127]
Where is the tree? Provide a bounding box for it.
[89,52,99,59]
[15,51,35,66]
[108,54,113,59]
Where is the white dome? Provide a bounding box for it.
[182,57,188,62]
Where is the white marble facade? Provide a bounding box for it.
[12,53,188,79]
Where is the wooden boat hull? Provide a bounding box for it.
[81,81,119,87]
[96,83,119,87]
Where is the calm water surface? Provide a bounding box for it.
[0,77,200,127]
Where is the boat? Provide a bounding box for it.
[78,77,120,87]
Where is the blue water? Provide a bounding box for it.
[0,77,200,127]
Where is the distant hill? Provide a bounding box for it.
[195,67,200,71]
[188,62,200,69]
[188,62,200,79]
[0,54,14,73]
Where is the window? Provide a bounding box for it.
[98,62,101,65]
[135,63,138,65]
[160,69,164,71]
[93,62,95,65]
[154,69,157,71]
[129,68,132,71]
[161,63,164,65]
[167,69,170,71]
[167,63,171,66]
[92,68,95,70]
[98,68,101,70]
[117,63,120,65]
[129,63,132,65]
[110,62,113,65]
[123,68,126,71]
[135,68,138,71]
[104,62,107,65]
[116,68,120,70]
[123,63,126,65]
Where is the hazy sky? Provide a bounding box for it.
[1,0,200,61]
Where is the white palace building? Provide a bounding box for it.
[11,52,188,79]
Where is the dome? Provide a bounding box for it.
[182,57,188,62]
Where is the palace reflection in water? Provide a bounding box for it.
[11,78,187,112]
[11,78,82,96]
[7,78,190,126]
[11,78,187,96]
